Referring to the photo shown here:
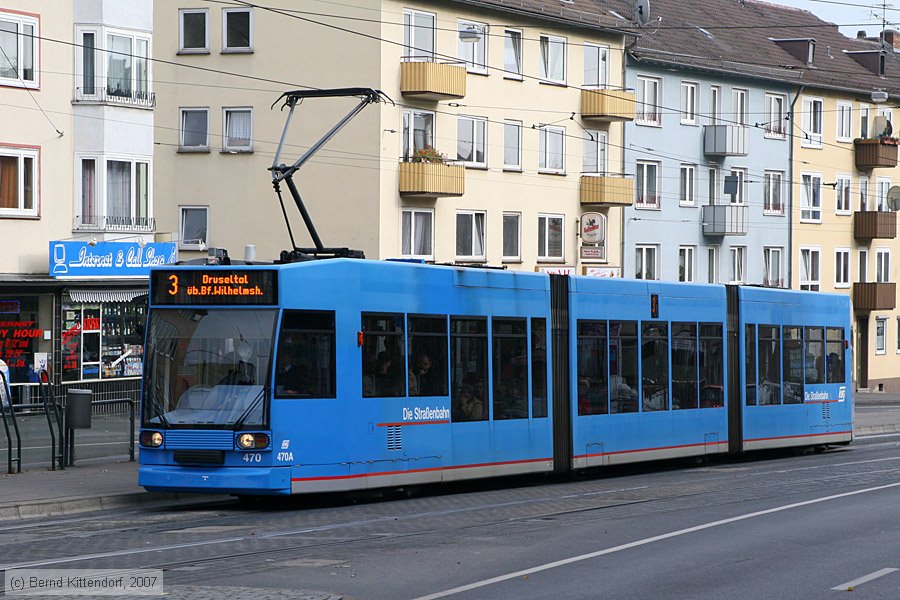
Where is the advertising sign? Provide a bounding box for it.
[50,241,177,278]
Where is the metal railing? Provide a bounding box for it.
[0,371,22,474]
[74,214,156,232]
[73,86,156,108]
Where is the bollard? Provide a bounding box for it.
[65,389,92,465]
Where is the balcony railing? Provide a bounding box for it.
[854,138,899,170]
[580,88,636,121]
[854,210,897,240]
[701,204,749,236]
[579,174,634,206]
[398,159,465,197]
[853,282,896,311]
[74,215,156,232]
[703,125,748,156]
[73,87,156,108]
[400,58,466,101]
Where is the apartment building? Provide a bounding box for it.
[152,0,634,274]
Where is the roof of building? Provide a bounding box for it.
[445,0,630,34]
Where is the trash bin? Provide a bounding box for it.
[65,389,92,429]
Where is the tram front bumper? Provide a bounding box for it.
[139,465,291,496]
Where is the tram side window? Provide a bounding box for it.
[577,320,608,416]
[276,311,336,398]
[531,318,548,418]
[699,323,724,408]
[493,318,528,420]
[783,326,804,404]
[642,322,669,412]
[361,313,406,398]
[826,327,846,384]
[408,316,449,397]
[758,325,781,405]
[609,321,639,414]
[450,317,488,421]
[671,322,698,410]
[745,324,757,406]
[805,327,825,385]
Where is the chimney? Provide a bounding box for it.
[881,29,900,50]
[858,30,868,39]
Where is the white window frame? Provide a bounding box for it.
[503,29,523,80]
[859,103,871,140]
[76,156,98,227]
[801,97,824,148]
[708,167,719,205]
[678,246,695,282]
[402,9,435,61]
[836,101,853,142]
[0,11,38,88]
[502,212,521,262]
[679,164,696,207]
[876,248,891,283]
[401,207,434,260]
[401,108,435,160]
[0,146,38,217]
[835,175,852,215]
[179,205,208,250]
[582,130,607,175]
[539,34,567,85]
[538,125,565,174]
[801,172,822,222]
[709,85,721,125]
[537,213,565,261]
[729,246,746,284]
[103,156,152,229]
[877,177,892,211]
[859,249,868,283]
[764,93,786,138]
[104,28,152,102]
[636,76,661,126]
[834,247,851,289]
[730,168,747,205]
[732,88,749,126]
[180,107,210,150]
[635,160,660,209]
[763,247,783,288]
[178,8,209,53]
[763,170,784,215]
[859,176,870,211]
[876,317,887,355]
[503,120,522,171]
[457,115,487,168]
[455,210,486,261]
[635,244,659,281]
[222,107,253,152]
[222,7,253,52]
[457,19,488,74]
[583,43,608,89]
[708,246,718,283]
[800,247,821,291]
[680,81,698,125]
[76,28,99,97]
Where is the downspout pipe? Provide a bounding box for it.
[788,85,805,289]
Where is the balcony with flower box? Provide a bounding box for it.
[579,173,634,206]
[853,282,896,311]
[400,59,466,101]
[854,137,899,170]
[580,88,636,121]
[854,210,897,240]
[398,147,464,198]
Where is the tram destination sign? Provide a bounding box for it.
[150,269,278,305]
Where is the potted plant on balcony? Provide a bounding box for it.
[410,145,447,164]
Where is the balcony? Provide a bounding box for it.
[580,89,636,121]
[703,125,748,156]
[853,282,896,311]
[73,87,156,109]
[854,210,897,240]
[579,174,634,206]
[74,215,156,232]
[400,59,466,101]
[701,204,748,236]
[399,160,464,197]
[854,138,899,170]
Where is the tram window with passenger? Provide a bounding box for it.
[275,311,336,398]
[408,316,449,397]
[577,320,609,416]
[671,322,698,410]
[609,321,639,413]
[783,326,804,404]
[641,322,669,412]
[531,318,548,418]
[362,313,406,398]
[805,327,825,385]
[450,317,488,422]
[758,325,782,405]
[826,327,845,383]
[492,318,528,420]
[698,323,724,408]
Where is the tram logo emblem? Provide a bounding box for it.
[281,439,290,450]
[838,387,846,402]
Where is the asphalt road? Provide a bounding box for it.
[2,433,899,600]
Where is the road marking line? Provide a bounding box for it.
[858,432,900,439]
[831,568,898,591]
[411,480,900,600]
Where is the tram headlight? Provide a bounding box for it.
[140,431,163,448]
[236,432,269,450]
[237,433,255,449]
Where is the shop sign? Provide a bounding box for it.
[580,246,605,260]
[584,267,621,278]
[0,321,44,369]
[580,212,605,244]
[536,266,577,275]
[49,241,177,278]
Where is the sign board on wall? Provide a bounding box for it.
[50,241,177,278]
[583,267,621,278]
[580,212,605,244]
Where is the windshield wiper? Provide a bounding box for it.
[147,383,171,428]
[232,385,268,430]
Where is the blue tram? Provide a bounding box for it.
[138,259,852,496]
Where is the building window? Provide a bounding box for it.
[860,104,870,139]
[763,171,784,215]
[835,175,852,215]
[402,208,433,259]
[106,159,150,229]
[503,120,522,170]
[402,109,434,160]
[680,82,698,125]
[876,248,891,283]
[403,10,435,60]
[635,245,658,280]
[538,214,564,261]
[729,168,747,205]
[583,131,607,174]
[859,249,868,283]
[801,173,822,222]
[222,8,252,52]
[730,246,746,284]
[708,167,719,204]
[81,32,96,95]
[457,20,487,74]
[876,317,886,355]
[678,246,695,282]
[877,178,892,211]
[107,33,150,101]
[679,164,696,206]
[802,97,824,147]
[223,108,252,151]
[539,34,566,84]
[456,210,486,260]
[636,76,661,125]
[800,247,820,291]
[0,147,37,217]
[179,9,209,52]
[502,212,520,261]
[765,93,786,138]
[835,248,850,288]
[836,102,853,142]
[732,89,748,125]
[763,247,782,287]
[180,206,208,249]
[504,29,522,79]
[708,246,718,283]
[457,116,487,168]
[180,108,209,149]
[538,125,565,174]
[79,158,97,227]
[859,176,870,211]
[709,85,721,124]
[584,43,608,88]
[636,161,660,208]
[0,11,37,87]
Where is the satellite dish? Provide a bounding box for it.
[887,186,900,212]
[634,0,651,26]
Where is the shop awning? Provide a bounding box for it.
[66,289,147,303]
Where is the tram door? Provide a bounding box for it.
[856,316,868,389]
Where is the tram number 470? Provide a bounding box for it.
[242,453,262,463]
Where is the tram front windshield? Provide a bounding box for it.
[142,309,277,429]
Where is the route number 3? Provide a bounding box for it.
[167,274,178,296]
